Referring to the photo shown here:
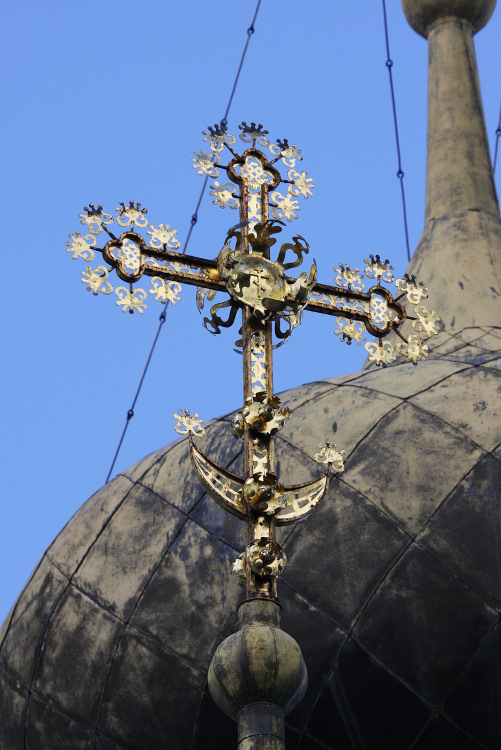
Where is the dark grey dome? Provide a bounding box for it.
[1,334,501,749]
[1,1,501,748]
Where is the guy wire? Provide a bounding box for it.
[105,1,262,483]
[382,0,411,263]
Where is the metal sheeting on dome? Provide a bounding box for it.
[1,333,500,747]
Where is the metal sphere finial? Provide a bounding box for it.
[208,599,307,742]
[401,0,496,36]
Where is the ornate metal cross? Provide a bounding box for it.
[67,121,440,601]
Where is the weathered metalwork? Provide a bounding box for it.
[314,442,346,472]
[173,409,206,437]
[67,122,440,601]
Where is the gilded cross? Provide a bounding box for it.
[67,121,440,601]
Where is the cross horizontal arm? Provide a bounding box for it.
[94,234,407,339]
[305,281,407,337]
[95,240,227,293]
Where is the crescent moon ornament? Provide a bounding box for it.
[190,439,330,526]
[190,440,246,520]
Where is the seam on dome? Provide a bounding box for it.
[0,554,76,711]
[20,688,97,746]
[277,577,350,637]
[436,333,501,360]
[337,475,414,539]
[441,347,501,364]
[286,383,339,410]
[478,362,501,378]
[23,574,73,749]
[33,473,136,590]
[408,717,435,750]
[345,544,499,711]
[20,506,150,750]
[457,326,501,347]
[288,381,401,419]
[408,397,496,454]
[90,510,243,745]
[434,333,501,358]
[45,554,74,582]
[301,623,428,749]
[56,481,137,582]
[187,497,244,552]
[0,554,48,655]
[135,477,198,515]
[280,539,493,746]
[91,514,190,747]
[409,718,489,750]
[124,619,209,676]
[90,438,253,744]
[343,363,473,400]
[412,536,500,614]
[121,438,187,489]
[0,656,30,697]
[70,582,127,622]
[281,396,489,543]
[438,618,501,728]
[186,512,243,553]
[277,400,402,467]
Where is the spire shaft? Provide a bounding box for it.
[425,17,498,220]
[400,0,501,333]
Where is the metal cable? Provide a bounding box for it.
[221,0,261,128]
[493,99,501,174]
[381,0,411,262]
[105,2,262,483]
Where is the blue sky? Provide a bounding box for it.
[1,1,499,623]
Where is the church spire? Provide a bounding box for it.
[401,0,501,332]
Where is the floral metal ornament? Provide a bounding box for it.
[395,273,428,304]
[395,334,430,364]
[193,121,314,228]
[149,278,182,305]
[116,200,149,228]
[67,120,441,601]
[242,474,287,515]
[78,204,113,235]
[334,318,366,345]
[314,443,346,473]
[173,409,206,437]
[66,232,96,261]
[365,340,398,367]
[115,286,148,314]
[67,202,186,313]
[81,265,113,296]
[333,264,365,291]
[231,393,290,438]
